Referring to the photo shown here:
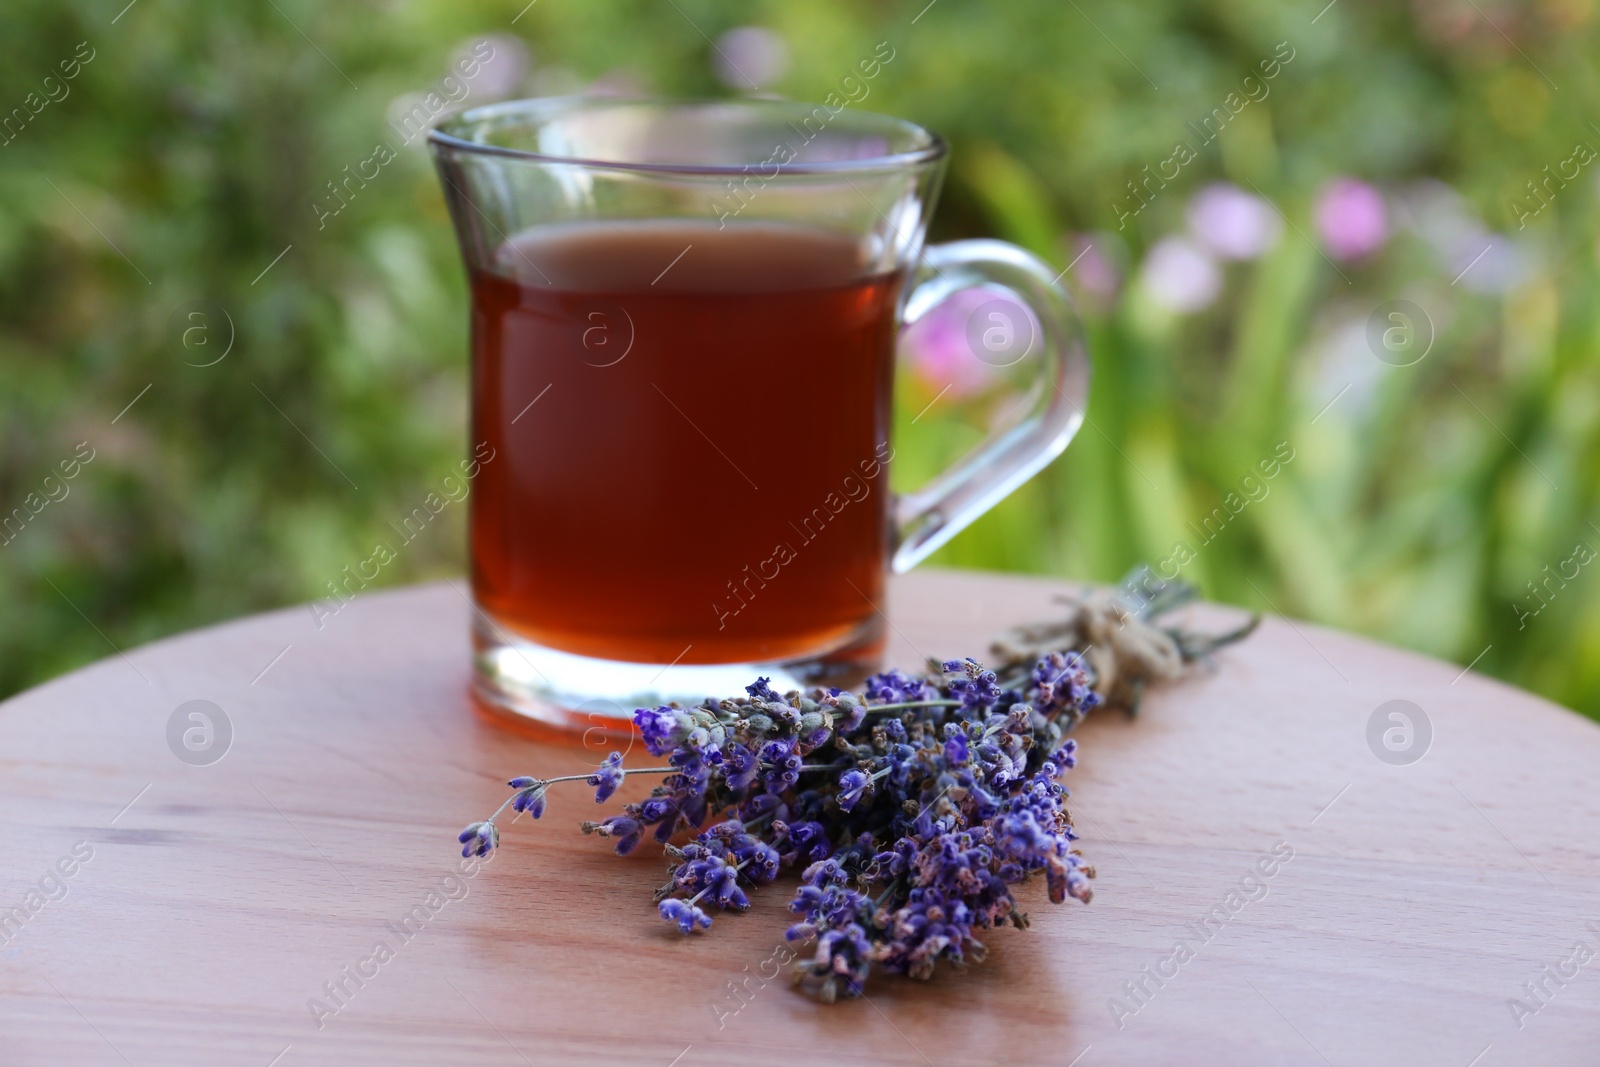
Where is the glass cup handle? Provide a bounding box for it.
[891,239,1091,573]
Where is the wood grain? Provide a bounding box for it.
[2,569,1598,1066]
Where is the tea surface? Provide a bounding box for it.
[469,221,903,665]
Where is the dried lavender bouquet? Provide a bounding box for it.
[458,571,1253,1002]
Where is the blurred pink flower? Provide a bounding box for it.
[901,288,1006,398]
[1187,183,1281,260]
[457,35,530,100]
[1061,233,1121,302]
[586,67,648,97]
[1391,179,1528,290]
[1139,237,1221,313]
[713,27,789,90]
[1315,179,1388,260]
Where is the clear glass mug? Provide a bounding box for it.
[428,97,1089,735]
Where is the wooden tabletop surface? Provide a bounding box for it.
[2,569,1598,1066]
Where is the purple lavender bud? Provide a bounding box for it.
[584,814,642,855]
[634,705,693,757]
[800,858,843,887]
[745,677,783,703]
[507,776,538,789]
[1050,739,1079,770]
[824,690,867,731]
[837,770,870,812]
[863,669,932,705]
[659,897,713,934]
[742,840,781,882]
[758,737,803,793]
[588,751,626,803]
[511,786,546,819]
[1047,855,1093,904]
[943,734,969,765]
[769,702,802,731]
[800,715,832,749]
[724,742,759,792]
[638,796,675,824]
[719,882,751,910]
[786,821,831,864]
[457,821,497,858]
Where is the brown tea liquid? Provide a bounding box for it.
[469,221,903,666]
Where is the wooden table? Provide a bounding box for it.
[3,570,1597,1066]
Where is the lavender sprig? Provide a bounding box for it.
[459,764,676,857]
[457,656,1104,1001]
[457,579,1254,1000]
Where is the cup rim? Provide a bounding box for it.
[427,95,948,176]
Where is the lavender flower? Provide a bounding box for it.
[457,821,497,858]
[461,646,1109,997]
[1033,651,1099,724]
[943,658,1002,711]
[588,752,625,803]
[794,923,874,1003]
[723,741,759,791]
[453,573,1260,1001]
[510,782,546,818]
[745,677,783,703]
[824,688,867,731]
[864,668,933,705]
[659,898,713,933]
[759,737,802,793]
[580,814,642,855]
[636,705,693,756]
[837,770,871,812]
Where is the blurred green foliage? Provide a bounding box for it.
[3,0,1599,716]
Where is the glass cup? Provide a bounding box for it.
[429,97,1089,735]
